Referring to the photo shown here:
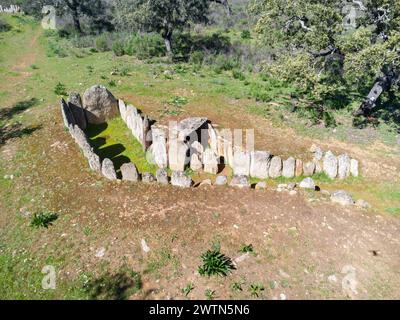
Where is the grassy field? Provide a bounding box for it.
[1,14,400,300]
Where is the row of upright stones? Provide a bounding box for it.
[61,84,360,189]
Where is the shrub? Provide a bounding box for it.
[95,34,110,52]
[54,82,67,96]
[30,212,58,229]
[249,283,265,297]
[112,40,125,56]
[0,19,11,32]
[241,30,252,40]
[212,54,240,73]
[232,69,246,81]
[198,248,235,277]
[124,33,166,59]
[189,51,205,66]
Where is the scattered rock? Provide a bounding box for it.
[199,179,212,187]
[289,190,297,196]
[323,151,338,179]
[328,275,338,283]
[215,175,228,186]
[299,177,315,190]
[82,85,118,124]
[142,172,155,183]
[234,253,250,264]
[156,168,169,185]
[229,175,250,188]
[141,239,150,253]
[280,293,287,300]
[101,158,117,180]
[287,182,297,191]
[355,199,371,209]
[121,163,139,182]
[282,157,296,178]
[331,190,354,206]
[255,181,267,190]
[269,156,282,178]
[95,247,105,258]
[171,171,192,188]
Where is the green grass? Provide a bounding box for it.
[85,117,158,175]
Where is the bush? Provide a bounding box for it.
[198,248,235,277]
[54,82,67,96]
[232,69,246,81]
[241,30,251,39]
[189,51,205,66]
[95,34,110,52]
[112,40,125,56]
[212,54,241,73]
[0,19,11,32]
[124,33,166,59]
[30,212,58,229]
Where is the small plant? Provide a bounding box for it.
[205,289,216,300]
[86,65,94,74]
[239,244,255,255]
[181,283,194,297]
[241,30,252,39]
[54,82,67,96]
[249,283,265,297]
[231,280,244,292]
[112,40,125,56]
[232,69,246,81]
[30,212,58,229]
[30,64,39,70]
[108,80,117,87]
[119,67,130,77]
[198,247,235,277]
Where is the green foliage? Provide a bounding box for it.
[95,34,110,52]
[124,33,166,59]
[232,69,245,81]
[198,248,235,277]
[249,283,265,298]
[239,244,254,254]
[189,51,205,65]
[112,40,125,56]
[181,283,194,297]
[54,82,67,96]
[241,30,251,39]
[30,212,58,229]
[204,289,216,300]
[231,280,244,292]
[0,18,12,32]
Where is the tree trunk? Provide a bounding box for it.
[163,31,173,57]
[354,69,399,117]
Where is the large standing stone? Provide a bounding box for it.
[311,145,324,161]
[151,126,168,168]
[61,99,75,128]
[303,161,316,176]
[331,190,354,206]
[176,117,208,142]
[82,85,118,124]
[120,163,139,182]
[171,171,192,188]
[119,99,127,122]
[88,152,101,172]
[338,154,351,179]
[250,151,270,179]
[156,168,169,185]
[229,175,250,188]
[323,151,338,179]
[68,92,87,130]
[203,148,219,174]
[269,156,282,178]
[295,159,303,177]
[233,150,250,176]
[191,141,204,155]
[101,158,117,180]
[350,159,359,177]
[208,124,219,155]
[168,139,189,172]
[190,153,203,171]
[282,157,296,178]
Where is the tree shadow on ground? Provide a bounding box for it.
[0,123,42,146]
[0,98,39,120]
[84,269,142,300]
